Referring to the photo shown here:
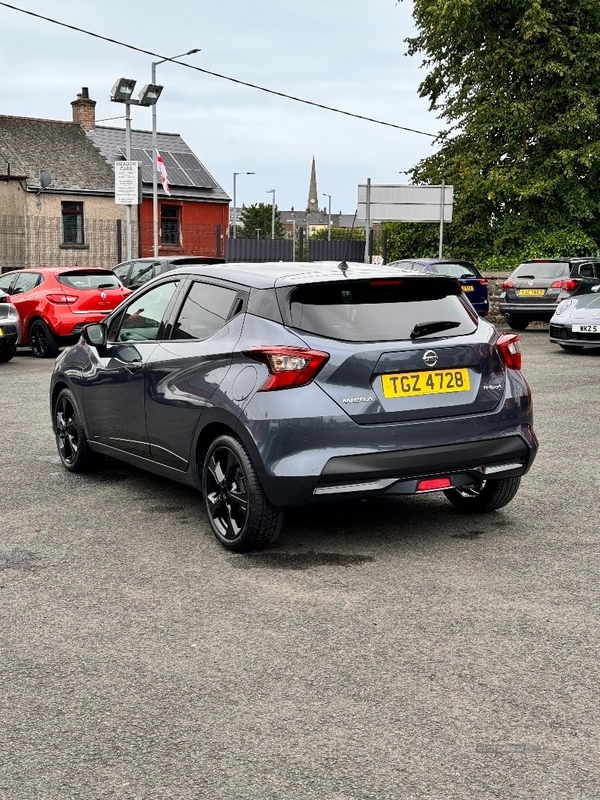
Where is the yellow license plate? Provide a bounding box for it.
[0,327,3,337]
[461,285,474,292]
[382,369,470,398]
[518,288,545,296]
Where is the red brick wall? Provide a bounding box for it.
[138,198,229,258]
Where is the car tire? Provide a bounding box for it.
[29,319,60,358]
[0,344,16,363]
[443,476,521,513]
[505,315,530,331]
[54,388,98,472]
[202,434,284,552]
[558,344,584,352]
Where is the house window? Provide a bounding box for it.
[161,205,181,246]
[61,201,85,245]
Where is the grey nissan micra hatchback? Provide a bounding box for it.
[51,262,538,551]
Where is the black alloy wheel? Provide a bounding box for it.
[443,475,521,513]
[0,344,16,363]
[202,434,284,552]
[54,389,96,472]
[29,319,59,358]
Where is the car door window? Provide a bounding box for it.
[109,281,179,343]
[129,261,159,289]
[113,262,132,282]
[594,265,600,280]
[11,273,41,295]
[171,282,240,340]
[578,263,594,278]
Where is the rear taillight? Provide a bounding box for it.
[245,346,330,391]
[46,293,77,304]
[550,279,580,292]
[477,277,488,286]
[497,333,522,370]
[502,279,514,289]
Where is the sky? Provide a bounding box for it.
[0,0,442,214]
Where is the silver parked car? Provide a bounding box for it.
[549,284,600,351]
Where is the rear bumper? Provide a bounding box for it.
[499,302,557,318]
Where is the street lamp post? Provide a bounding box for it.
[151,48,201,257]
[323,193,332,241]
[232,171,255,238]
[266,189,276,239]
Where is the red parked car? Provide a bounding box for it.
[0,267,130,358]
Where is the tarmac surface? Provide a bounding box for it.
[0,329,599,800]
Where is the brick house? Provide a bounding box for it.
[0,88,229,271]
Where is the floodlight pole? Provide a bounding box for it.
[152,49,200,257]
[364,178,371,264]
[232,171,255,238]
[125,101,133,260]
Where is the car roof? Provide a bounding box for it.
[115,256,226,265]
[164,261,463,289]
[1,266,115,275]
[392,258,474,266]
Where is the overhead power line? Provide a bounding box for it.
[0,0,438,139]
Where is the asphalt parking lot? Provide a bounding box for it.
[1,330,599,800]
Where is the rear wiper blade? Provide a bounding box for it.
[410,320,461,339]
[516,274,535,279]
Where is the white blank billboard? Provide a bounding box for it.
[357,184,453,223]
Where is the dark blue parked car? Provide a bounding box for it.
[388,259,489,317]
[50,262,537,552]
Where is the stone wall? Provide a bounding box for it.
[483,271,511,323]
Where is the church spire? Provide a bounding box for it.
[307,155,318,213]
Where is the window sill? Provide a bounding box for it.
[159,246,184,252]
[60,244,89,250]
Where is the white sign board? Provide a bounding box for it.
[115,161,141,205]
[357,184,453,223]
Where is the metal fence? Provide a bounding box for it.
[0,215,130,271]
[307,240,366,263]
[226,239,294,262]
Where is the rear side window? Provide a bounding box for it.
[286,279,477,342]
[57,272,120,290]
[172,282,239,340]
[513,262,569,279]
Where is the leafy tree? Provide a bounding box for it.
[237,203,284,239]
[403,0,600,261]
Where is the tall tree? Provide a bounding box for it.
[238,203,284,239]
[404,0,600,260]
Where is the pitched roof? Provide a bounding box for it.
[0,116,115,192]
[87,126,230,202]
[0,114,229,202]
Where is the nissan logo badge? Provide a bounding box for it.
[423,349,438,367]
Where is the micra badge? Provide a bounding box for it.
[342,397,374,404]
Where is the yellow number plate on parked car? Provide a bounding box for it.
[518,288,545,296]
[460,285,474,292]
[382,369,470,398]
[0,327,3,337]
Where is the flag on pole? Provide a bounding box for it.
[156,152,171,196]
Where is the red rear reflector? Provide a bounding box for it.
[417,478,452,492]
[502,280,513,289]
[46,293,77,304]
[497,333,522,370]
[245,346,329,391]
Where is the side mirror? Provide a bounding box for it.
[591,284,600,293]
[83,322,107,347]
[0,291,8,303]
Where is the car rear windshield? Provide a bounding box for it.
[286,278,477,342]
[57,272,121,290]
[513,262,569,279]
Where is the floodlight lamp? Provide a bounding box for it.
[138,83,164,106]
[110,78,137,103]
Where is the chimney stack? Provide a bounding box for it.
[71,87,96,130]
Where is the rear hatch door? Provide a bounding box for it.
[56,269,130,313]
[280,276,506,424]
[506,261,569,304]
